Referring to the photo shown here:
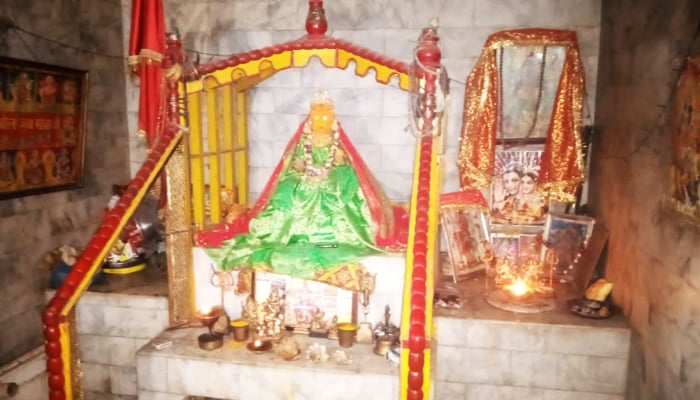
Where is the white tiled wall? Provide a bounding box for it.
[74,291,169,399]
[122,0,602,203]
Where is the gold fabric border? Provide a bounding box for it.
[457,28,585,203]
[128,48,164,69]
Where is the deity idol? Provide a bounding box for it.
[200,91,408,280]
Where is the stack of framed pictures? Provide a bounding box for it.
[439,144,596,292]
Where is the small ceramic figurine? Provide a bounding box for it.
[242,295,257,322]
[260,291,284,340]
[333,349,352,365]
[306,342,330,363]
[309,307,328,338]
[326,315,339,340]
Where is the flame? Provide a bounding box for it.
[198,305,212,315]
[504,278,531,297]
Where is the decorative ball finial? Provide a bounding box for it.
[306,0,328,36]
[415,22,441,67]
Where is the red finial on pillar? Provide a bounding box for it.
[415,19,441,69]
[306,0,328,36]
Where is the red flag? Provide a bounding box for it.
[128,0,166,148]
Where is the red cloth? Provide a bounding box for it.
[129,0,166,147]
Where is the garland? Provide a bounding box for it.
[302,120,340,178]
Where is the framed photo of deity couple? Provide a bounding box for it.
[489,145,547,226]
[0,57,88,199]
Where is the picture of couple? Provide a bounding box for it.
[490,149,546,225]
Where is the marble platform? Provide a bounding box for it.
[48,262,631,400]
[136,329,400,400]
[131,272,630,400]
[433,276,631,400]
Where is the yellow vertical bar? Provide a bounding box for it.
[235,90,248,205]
[59,322,73,399]
[221,84,235,192]
[188,91,206,227]
[206,78,221,224]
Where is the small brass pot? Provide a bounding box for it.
[230,319,250,342]
[337,323,357,348]
[373,337,393,356]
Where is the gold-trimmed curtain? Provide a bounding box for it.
[457,28,585,202]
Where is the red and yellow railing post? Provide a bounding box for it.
[400,25,445,400]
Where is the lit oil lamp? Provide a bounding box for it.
[196,307,224,350]
[504,277,531,297]
[246,338,272,354]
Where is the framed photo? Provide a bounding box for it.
[490,227,544,266]
[0,57,88,199]
[667,54,700,224]
[543,213,595,281]
[254,272,357,333]
[498,45,566,141]
[519,232,543,264]
[440,206,490,282]
[253,271,288,306]
[490,232,520,264]
[490,147,547,225]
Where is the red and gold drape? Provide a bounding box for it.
[457,28,585,202]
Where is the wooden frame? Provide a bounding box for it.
[543,213,595,281]
[440,206,490,282]
[0,57,88,199]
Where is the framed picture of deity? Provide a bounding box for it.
[440,205,490,282]
[0,57,88,199]
[497,45,566,141]
[490,147,547,226]
[489,226,544,266]
[667,55,700,224]
[543,213,595,282]
[254,272,357,334]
